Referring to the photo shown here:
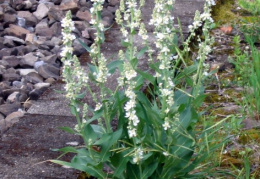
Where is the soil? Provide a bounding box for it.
[0,114,81,179]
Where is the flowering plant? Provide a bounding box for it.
[51,0,229,178]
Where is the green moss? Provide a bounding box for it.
[212,0,238,25]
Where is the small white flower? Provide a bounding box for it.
[163,151,169,156]
[94,103,102,111]
[163,120,171,130]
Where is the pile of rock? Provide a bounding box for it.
[0,0,119,133]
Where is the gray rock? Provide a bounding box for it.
[29,88,45,100]
[0,111,24,133]
[108,0,120,6]
[50,36,62,46]
[3,38,15,48]
[0,103,21,117]
[18,69,37,76]
[50,22,61,36]
[2,56,20,68]
[37,63,60,79]
[34,82,50,90]
[17,11,38,27]
[0,48,13,59]
[6,91,20,103]
[21,52,38,67]
[35,20,54,37]
[25,72,44,84]
[48,5,64,22]
[33,3,50,20]
[2,73,21,82]
[3,13,17,27]
[23,99,33,109]
[25,33,37,45]
[45,77,56,84]
[0,6,3,21]
[60,0,78,11]
[76,10,91,22]
[12,81,23,88]
[4,35,26,45]
[4,24,30,39]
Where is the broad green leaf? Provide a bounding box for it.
[100,128,123,162]
[84,124,98,143]
[51,146,78,153]
[131,57,138,68]
[76,91,86,99]
[121,40,130,47]
[141,162,158,179]
[58,126,75,134]
[107,60,123,74]
[127,163,140,179]
[111,151,130,178]
[136,69,156,85]
[193,94,207,108]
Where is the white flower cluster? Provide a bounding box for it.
[115,0,145,41]
[122,62,139,138]
[60,11,89,102]
[93,54,111,83]
[133,148,144,164]
[90,0,105,26]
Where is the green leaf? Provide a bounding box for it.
[58,126,75,134]
[76,91,86,99]
[107,60,124,74]
[86,110,103,125]
[136,69,156,85]
[137,47,148,59]
[77,38,91,52]
[51,146,78,153]
[100,128,123,162]
[83,124,98,143]
[111,151,130,178]
[121,40,130,47]
[179,106,192,129]
[127,163,140,179]
[141,162,158,179]
[131,57,138,68]
[70,105,77,116]
[193,94,207,108]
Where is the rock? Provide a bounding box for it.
[25,33,37,45]
[18,69,37,76]
[21,52,38,67]
[45,77,56,84]
[17,11,38,27]
[12,81,23,88]
[60,0,78,11]
[107,5,118,13]
[29,88,44,100]
[74,21,89,32]
[7,91,20,103]
[0,103,21,116]
[25,72,44,84]
[0,97,4,105]
[4,35,26,45]
[4,24,30,39]
[2,73,21,82]
[50,36,62,46]
[10,0,26,10]
[81,29,90,39]
[3,38,15,48]
[0,6,3,21]
[42,55,58,66]
[0,111,24,133]
[23,99,33,109]
[33,3,50,20]
[3,13,17,27]
[48,5,64,22]
[0,48,13,59]
[2,56,20,68]
[36,63,60,79]
[108,0,120,6]
[35,20,54,37]
[34,82,50,90]
[76,10,91,22]
[50,22,61,36]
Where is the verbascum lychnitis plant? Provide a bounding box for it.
[51,0,231,178]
